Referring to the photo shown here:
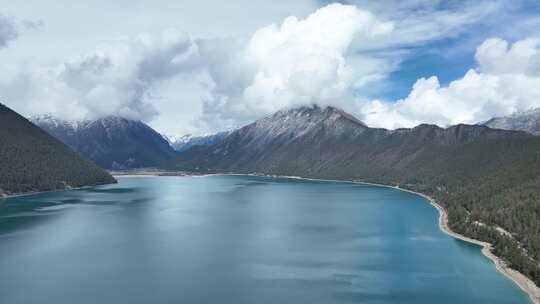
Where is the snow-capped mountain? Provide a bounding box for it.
[31,115,176,169]
[483,107,540,136]
[31,114,85,130]
[163,131,232,152]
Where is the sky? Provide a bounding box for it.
[1,0,540,136]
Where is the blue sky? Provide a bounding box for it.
[376,38,474,100]
[347,0,540,100]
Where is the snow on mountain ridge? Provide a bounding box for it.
[30,114,85,130]
[483,107,540,135]
[30,114,153,133]
[245,105,368,142]
[30,114,176,169]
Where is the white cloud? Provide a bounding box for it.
[1,3,392,134]
[1,29,199,121]
[0,14,18,48]
[200,3,393,125]
[5,4,392,132]
[476,38,540,76]
[361,37,540,129]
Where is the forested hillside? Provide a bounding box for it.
[0,103,116,196]
[173,105,540,285]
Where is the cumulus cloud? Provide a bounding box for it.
[361,37,540,129]
[475,38,540,76]
[0,14,18,48]
[200,3,393,125]
[1,29,199,121]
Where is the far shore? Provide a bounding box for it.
[113,171,540,303]
[110,169,195,177]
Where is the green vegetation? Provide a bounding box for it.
[0,103,116,196]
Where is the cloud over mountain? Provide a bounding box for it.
[361,37,540,129]
[1,29,198,121]
[2,4,393,132]
[200,3,393,125]
[2,2,538,135]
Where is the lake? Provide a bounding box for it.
[0,175,530,303]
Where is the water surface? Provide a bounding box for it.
[0,176,530,303]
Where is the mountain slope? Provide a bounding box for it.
[164,131,231,152]
[0,103,115,196]
[174,105,540,286]
[483,108,540,135]
[175,105,526,176]
[32,115,176,169]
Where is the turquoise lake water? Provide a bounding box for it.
[0,175,531,303]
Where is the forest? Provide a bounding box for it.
[0,103,116,196]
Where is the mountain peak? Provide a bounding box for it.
[201,104,371,152]
[272,104,367,127]
[31,114,175,169]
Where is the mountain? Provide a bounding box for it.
[483,107,540,135]
[32,115,177,170]
[0,103,115,196]
[174,105,540,286]
[164,131,232,152]
[174,105,525,174]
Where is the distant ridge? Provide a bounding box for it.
[164,131,232,152]
[0,103,115,196]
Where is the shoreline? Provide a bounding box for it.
[115,172,540,303]
[0,182,114,201]
[109,169,191,177]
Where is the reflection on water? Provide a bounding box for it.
[0,176,531,304]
